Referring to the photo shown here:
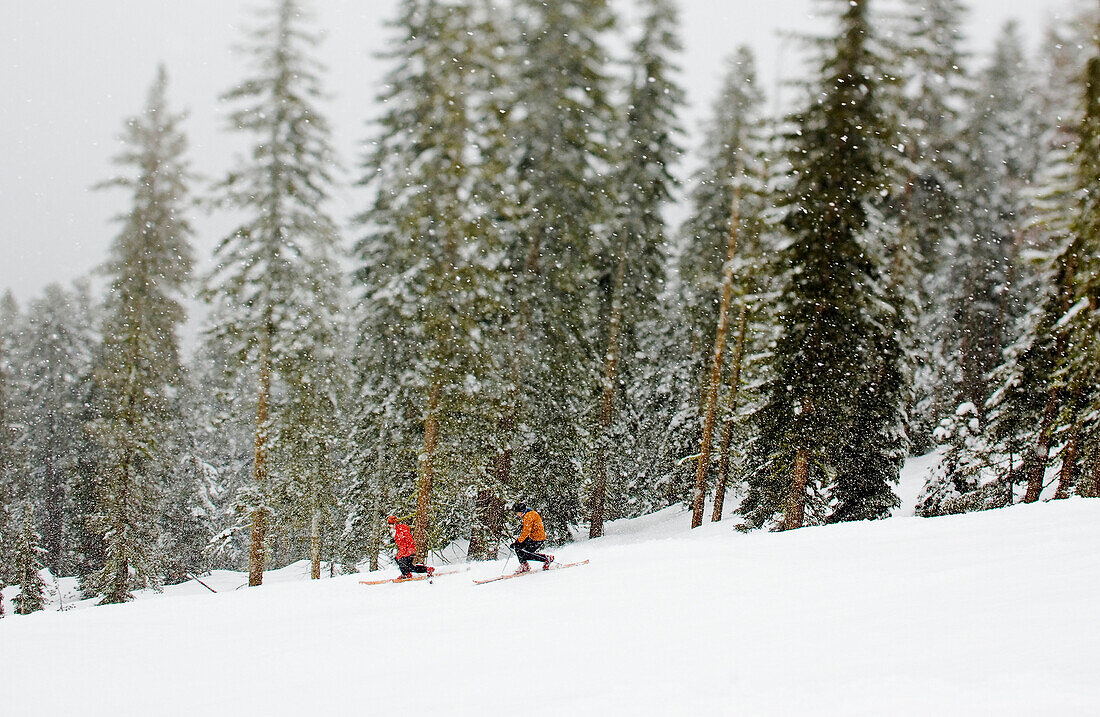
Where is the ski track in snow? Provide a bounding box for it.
[1,457,1098,716]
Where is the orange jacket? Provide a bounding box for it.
[517,509,546,542]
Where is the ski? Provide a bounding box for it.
[473,559,589,585]
[359,566,468,586]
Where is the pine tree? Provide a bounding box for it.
[741,0,905,530]
[352,0,511,561]
[13,506,47,615]
[503,0,617,535]
[0,292,20,614]
[589,0,683,537]
[926,11,1100,514]
[676,48,773,527]
[81,66,195,603]
[918,25,1052,512]
[187,333,256,571]
[272,332,347,579]
[941,23,1041,417]
[1012,14,1100,502]
[206,0,345,585]
[17,283,98,574]
[1064,22,1100,499]
[891,0,972,452]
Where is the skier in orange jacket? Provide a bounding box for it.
[387,515,434,580]
[510,502,554,573]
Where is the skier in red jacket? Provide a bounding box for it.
[387,515,434,580]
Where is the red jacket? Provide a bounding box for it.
[393,523,416,559]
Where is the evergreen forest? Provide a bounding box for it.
[2,0,1099,609]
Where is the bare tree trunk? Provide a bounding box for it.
[248,334,272,587]
[1023,390,1060,504]
[413,376,442,563]
[1023,249,1079,504]
[469,484,508,561]
[309,507,321,580]
[590,247,628,538]
[1081,442,1100,498]
[712,303,749,522]
[1054,423,1081,500]
[692,179,743,528]
[368,449,383,572]
[784,446,810,530]
[468,487,492,560]
[783,395,814,530]
[488,420,512,547]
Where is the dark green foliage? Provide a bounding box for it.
[17,283,97,575]
[85,66,195,602]
[502,0,618,533]
[351,0,512,556]
[743,0,905,528]
[13,507,48,615]
[0,293,20,607]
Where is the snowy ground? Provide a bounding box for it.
[3,459,1099,715]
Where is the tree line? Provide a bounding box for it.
[2,0,1098,612]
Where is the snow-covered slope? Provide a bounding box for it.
[2,497,1098,716]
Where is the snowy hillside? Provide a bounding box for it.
[2,496,1098,716]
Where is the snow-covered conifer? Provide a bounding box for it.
[890,0,973,451]
[81,66,195,602]
[938,24,1043,418]
[676,47,776,526]
[0,293,19,612]
[589,0,683,536]
[494,0,617,536]
[741,0,905,529]
[13,506,47,615]
[205,0,345,585]
[17,283,98,575]
[351,0,512,560]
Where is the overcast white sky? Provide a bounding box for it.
[0,0,1077,302]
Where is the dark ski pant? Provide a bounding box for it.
[512,539,550,565]
[395,556,429,577]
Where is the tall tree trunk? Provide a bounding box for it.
[784,446,810,530]
[487,419,512,548]
[368,445,383,572]
[783,396,814,530]
[712,303,749,522]
[110,457,133,600]
[1053,423,1081,500]
[471,404,515,561]
[43,452,63,574]
[1023,250,1078,504]
[1023,389,1060,503]
[413,376,442,563]
[692,179,743,528]
[468,487,492,560]
[248,334,272,587]
[309,483,321,580]
[1081,441,1100,498]
[590,246,628,538]
[469,485,508,560]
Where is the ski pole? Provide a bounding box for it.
[499,540,513,574]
